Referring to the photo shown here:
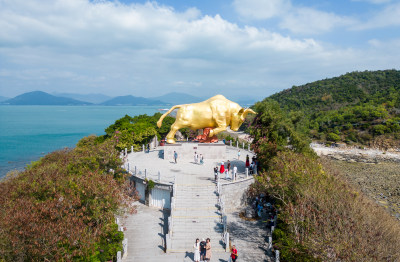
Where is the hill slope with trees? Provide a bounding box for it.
[249,98,400,261]
[267,69,400,148]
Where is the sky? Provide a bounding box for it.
[0,0,399,100]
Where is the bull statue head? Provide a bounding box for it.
[230,108,257,131]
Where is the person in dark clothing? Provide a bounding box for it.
[200,238,206,261]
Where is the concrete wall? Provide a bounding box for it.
[220,177,254,212]
[130,175,173,209]
[163,142,226,160]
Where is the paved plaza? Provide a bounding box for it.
[122,145,267,262]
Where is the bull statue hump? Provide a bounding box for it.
[157,95,256,144]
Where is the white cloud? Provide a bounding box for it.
[233,0,355,35]
[351,3,400,30]
[0,0,399,99]
[233,0,291,20]
[352,0,391,4]
[280,7,356,35]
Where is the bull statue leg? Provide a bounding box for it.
[208,106,228,137]
[166,122,181,144]
[208,120,227,137]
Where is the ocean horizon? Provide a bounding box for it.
[0,105,160,178]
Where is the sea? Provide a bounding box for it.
[0,105,160,178]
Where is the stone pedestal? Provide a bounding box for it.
[162,141,226,160]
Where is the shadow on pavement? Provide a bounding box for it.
[158,209,170,253]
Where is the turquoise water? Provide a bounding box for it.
[0,106,159,178]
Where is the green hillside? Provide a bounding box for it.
[250,72,400,261]
[267,69,400,148]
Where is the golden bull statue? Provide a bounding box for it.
[157,95,256,144]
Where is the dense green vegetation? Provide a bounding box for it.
[268,70,400,147]
[0,136,136,261]
[249,98,400,261]
[102,113,176,151]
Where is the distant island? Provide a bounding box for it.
[1,91,258,106]
[0,96,9,102]
[52,92,112,104]
[1,91,92,105]
[100,95,166,106]
[151,92,202,105]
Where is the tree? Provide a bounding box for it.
[250,99,313,169]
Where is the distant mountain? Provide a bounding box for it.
[100,95,166,106]
[1,91,92,105]
[53,92,111,104]
[0,96,10,102]
[151,92,201,105]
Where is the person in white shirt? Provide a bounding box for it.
[233,165,238,181]
[193,238,201,262]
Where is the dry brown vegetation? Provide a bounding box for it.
[252,151,400,261]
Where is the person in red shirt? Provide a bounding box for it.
[231,245,238,262]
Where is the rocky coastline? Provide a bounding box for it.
[312,143,400,221]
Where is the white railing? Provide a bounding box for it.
[115,217,128,261]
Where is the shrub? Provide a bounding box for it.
[0,137,136,261]
[326,132,341,142]
[372,124,386,135]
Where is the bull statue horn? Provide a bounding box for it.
[240,108,257,121]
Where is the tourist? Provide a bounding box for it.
[205,238,212,261]
[233,165,237,181]
[194,152,198,164]
[250,161,254,175]
[194,238,201,262]
[214,167,219,181]
[220,161,225,175]
[227,160,231,173]
[174,151,178,164]
[200,154,204,165]
[237,150,241,160]
[225,168,229,179]
[245,155,250,167]
[230,245,238,262]
[200,238,206,261]
[257,202,263,218]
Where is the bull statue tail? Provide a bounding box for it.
[157,105,182,128]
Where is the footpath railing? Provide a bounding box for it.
[127,164,175,185]
[165,177,176,251]
[216,176,230,252]
[115,217,128,261]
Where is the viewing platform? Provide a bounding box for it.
[121,142,257,261]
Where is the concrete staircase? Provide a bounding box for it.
[170,183,225,252]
